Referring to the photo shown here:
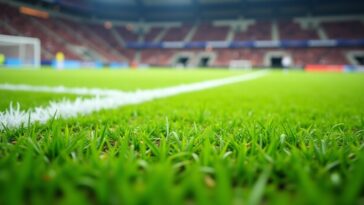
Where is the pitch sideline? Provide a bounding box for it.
[0,70,269,130]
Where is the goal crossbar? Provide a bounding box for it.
[0,34,41,68]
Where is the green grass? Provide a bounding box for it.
[0,69,364,205]
[0,68,246,90]
[0,91,79,111]
[0,68,246,111]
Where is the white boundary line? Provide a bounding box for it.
[0,70,269,130]
[0,83,126,96]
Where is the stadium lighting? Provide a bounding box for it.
[19,6,49,19]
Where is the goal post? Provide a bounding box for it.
[229,59,252,70]
[0,34,41,68]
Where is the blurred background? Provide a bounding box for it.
[0,0,364,71]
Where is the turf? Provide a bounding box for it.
[0,68,246,90]
[0,69,363,205]
[0,90,79,111]
[0,68,246,111]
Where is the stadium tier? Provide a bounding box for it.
[1,2,364,68]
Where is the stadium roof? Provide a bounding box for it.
[10,0,364,21]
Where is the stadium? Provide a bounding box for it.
[0,0,364,204]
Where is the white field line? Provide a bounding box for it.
[0,83,126,96]
[0,70,269,130]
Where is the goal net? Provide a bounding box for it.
[229,60,252,69]
[0,34,41,67]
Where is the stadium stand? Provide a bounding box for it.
[234,21,272,41]
[1,1,364,67]
[115,26,139,42]
[140,49,175,66]
[144,27,163,42]
[0,25,12,35]
[162,24,193,41]
[278,21,319,40]
[321,20,364,39]
[192,23,229,41]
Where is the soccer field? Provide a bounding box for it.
[0,68,364,205]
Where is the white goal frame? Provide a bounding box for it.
[0,34,41,68]
[229,60,252,70]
